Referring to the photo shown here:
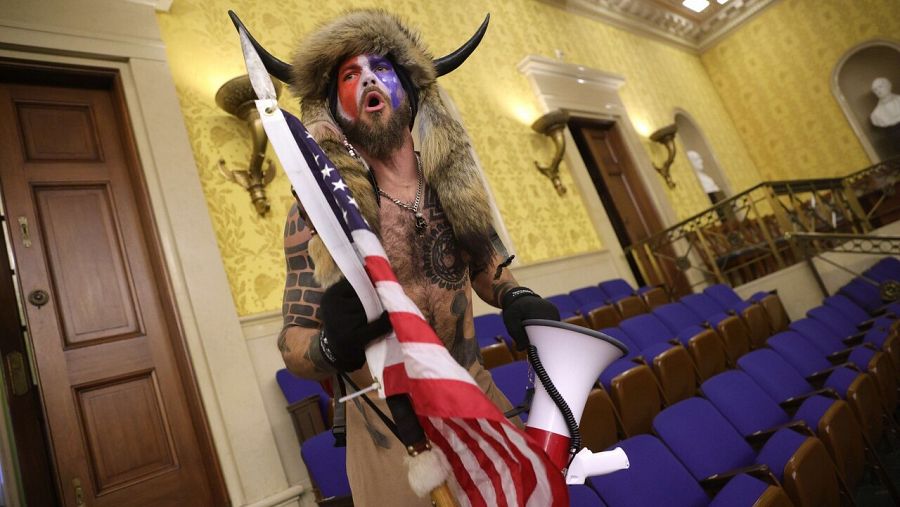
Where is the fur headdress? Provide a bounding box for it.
[231,10,495,287]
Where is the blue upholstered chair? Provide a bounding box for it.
[652,397,840,507]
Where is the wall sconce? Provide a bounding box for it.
[531,109,570,196]
[215,75,282,216]
[649,123,678,189]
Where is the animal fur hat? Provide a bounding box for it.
[296,10,498,287]
[231,10,496,287]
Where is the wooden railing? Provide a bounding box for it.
[625,157,900,296]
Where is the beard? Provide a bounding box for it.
[339,94,412,160]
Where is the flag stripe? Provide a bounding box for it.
[476,420,524,505]
[427,418,491,507]
[449,418,514,506]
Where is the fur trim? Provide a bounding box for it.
[417,87,495,268]
[404,448,450,498]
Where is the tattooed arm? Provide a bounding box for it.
[471,251,519,308]
[278,203,334,380]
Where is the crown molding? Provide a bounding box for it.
[540,0,779,54]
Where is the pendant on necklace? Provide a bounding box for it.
[414,212,426,234]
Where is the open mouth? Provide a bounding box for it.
[363,90,386,113]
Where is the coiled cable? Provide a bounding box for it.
[526,344,581,466]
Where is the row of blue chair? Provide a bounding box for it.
[487,258,900,506]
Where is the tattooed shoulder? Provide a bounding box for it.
[282,202,323,330]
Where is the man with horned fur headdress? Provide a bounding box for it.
[256,10,560,505]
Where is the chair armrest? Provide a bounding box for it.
[806,363,850,385]
[826,348,852,364]
[286,395,328,444]
[503,387,535,419]
[779,388,839,410]
[842,332,865,347]
[856,319,876,331]
[745,420,811,447]
[631,355,647,365]
[701,464,779,490]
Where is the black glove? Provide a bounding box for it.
[501,287,560,350]
[319,278,392,371]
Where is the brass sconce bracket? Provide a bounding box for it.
[532,109,570,196]
[649,123,678,189]
[216,75,282,216]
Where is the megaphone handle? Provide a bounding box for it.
[526,345,581,462]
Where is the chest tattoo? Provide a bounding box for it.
[422,222,467,290]
[380,185,474,354]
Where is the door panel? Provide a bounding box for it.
[0,72,218,506]
[76,372,177,493]
[35,185,141,346]
[16,100,103,161]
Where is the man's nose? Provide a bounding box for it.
[361,69,377,87]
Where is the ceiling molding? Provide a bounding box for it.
[540,0,779,53]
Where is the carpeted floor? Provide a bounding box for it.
[854,434,900,506]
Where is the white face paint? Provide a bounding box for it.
[336,54,405,123]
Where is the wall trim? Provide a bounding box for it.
[242,485,307,507]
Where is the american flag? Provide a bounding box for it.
[280,110,568,506]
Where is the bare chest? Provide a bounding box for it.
[378,186,475,350]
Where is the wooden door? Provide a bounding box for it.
[0,66,222,506]
[570,120,690,296]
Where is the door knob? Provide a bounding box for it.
[28,289,49,307]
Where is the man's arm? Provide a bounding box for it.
[279,203,334,380]
[471,251,519,308]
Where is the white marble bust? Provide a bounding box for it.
[687,150,720,194]
[870,77,900,128]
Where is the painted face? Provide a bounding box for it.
[336,54,405,122]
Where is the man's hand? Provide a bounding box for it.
[319,278,392,371]
[501,287,560,350]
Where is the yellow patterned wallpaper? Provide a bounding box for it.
[702,0,900,181]
[157,0,759,315]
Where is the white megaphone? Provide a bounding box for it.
[521,319,631,484]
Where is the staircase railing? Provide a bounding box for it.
[624,157,900,296]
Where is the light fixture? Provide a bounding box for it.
[531,109,571,196]
[215,74,282,216]
[649,123,678,189]
[682,0,710,13]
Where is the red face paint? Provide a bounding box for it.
[336,54,404,123]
